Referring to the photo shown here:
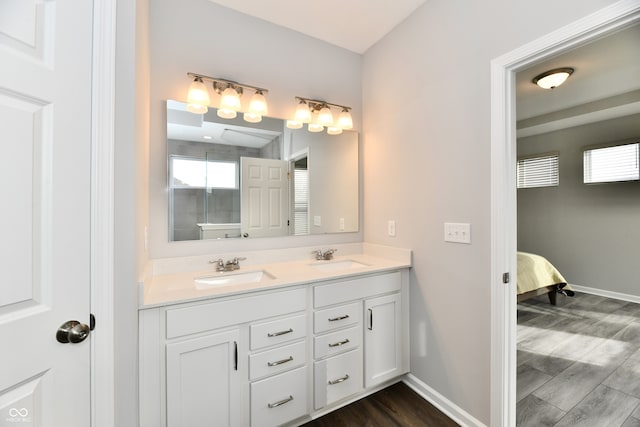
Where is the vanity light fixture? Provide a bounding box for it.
[287,96,353,135]
[186,72,269,123]
[532,67,574,89]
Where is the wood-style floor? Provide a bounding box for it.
[517,292,640,427]
[301,382,459,427]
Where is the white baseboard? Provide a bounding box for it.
[570,284,640,305]
[402,374,487,427]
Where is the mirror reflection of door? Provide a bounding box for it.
[240,157,289,238]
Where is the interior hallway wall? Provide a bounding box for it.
[361,0,620,423]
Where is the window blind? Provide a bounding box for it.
[293,169,309,235]
[584,142,639,184]
[517,153,559,189]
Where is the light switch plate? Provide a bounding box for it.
[388,220,396,237]
[444,222,471,244]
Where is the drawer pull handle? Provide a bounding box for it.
[328,374,350,385]
[267,356,293,367]
[328,314,350,322]
[328,338,350,348]
[267,328,293,337]
[268,395,294,409]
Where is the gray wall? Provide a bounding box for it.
[518,114,640,297]
[361,0,620,423]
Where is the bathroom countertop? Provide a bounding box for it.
[141,251,411,309]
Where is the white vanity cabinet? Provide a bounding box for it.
[140,266,410,427]
[166,328,242,426]
[139,287,309,427]
[312,271,409,410]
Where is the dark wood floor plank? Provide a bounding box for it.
[302,382,458,427]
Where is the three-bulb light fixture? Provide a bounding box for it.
[186,72,269,123]
[286,97,353,135]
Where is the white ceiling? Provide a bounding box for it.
[206,0,427,53]
[516,23,640,132]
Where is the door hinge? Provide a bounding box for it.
[502,272,510,284]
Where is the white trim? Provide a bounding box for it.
[490,1,640,426]
[570,284,640,305]
[402,374,486,427]
[90,0,117,426]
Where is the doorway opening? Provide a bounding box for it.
[490,2,640,425]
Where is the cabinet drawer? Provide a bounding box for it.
[166,287,306,339]
[314,272,401,308]
[250,313,307,351]
[314,348,363,409]
[249,340,306,381]
[251,366,308,427]
[314,325,360,359]
[314,302,360,334]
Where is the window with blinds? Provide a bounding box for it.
[293,168,309,235]
[584,142,639,184]
[517,153,559,189]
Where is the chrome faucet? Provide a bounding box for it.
[313,248,337,260]
[210,257,247,272]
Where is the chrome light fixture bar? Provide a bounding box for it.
[287,96,353,135]
[186,72,269,123]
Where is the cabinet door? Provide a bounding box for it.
[364,293,402,387]
[166,329,241,427]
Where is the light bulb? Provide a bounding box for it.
[533,68,574,89]
[186,77,210,114]
[337,109,353,129]
[294,101,312,123]
[243,112,262,123]
[308,123,324,133]
[318,106,334,126]
[248,91,268,115]
[327,126,343,135]
[219,86,241,111]
[286,120,303,129]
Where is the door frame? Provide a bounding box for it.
[489,1,640,425]
[90,1,116,426]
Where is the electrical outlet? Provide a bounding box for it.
[388,220,396,237]
[339,218,345,231]
[444,222,471,244]
[314,216,322,226]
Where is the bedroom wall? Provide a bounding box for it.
[148,0,363,259]
[517,114,640,298]
[362,0,621,423]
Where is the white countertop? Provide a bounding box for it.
[140,244,411,308]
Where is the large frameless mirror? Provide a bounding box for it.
[167,100,359,241]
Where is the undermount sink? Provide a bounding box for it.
[195,270,275,289]
[309,259,369,272]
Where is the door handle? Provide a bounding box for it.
[56,320,90,344]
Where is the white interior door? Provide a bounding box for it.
[0,1,93,425]
[240,157,289,238]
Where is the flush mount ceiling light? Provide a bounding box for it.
[186,72,269,123]
[287,96,353,135]
[532,67,574,89]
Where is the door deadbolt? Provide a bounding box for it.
[56,320,90,344]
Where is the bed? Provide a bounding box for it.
[517,252,574,305]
